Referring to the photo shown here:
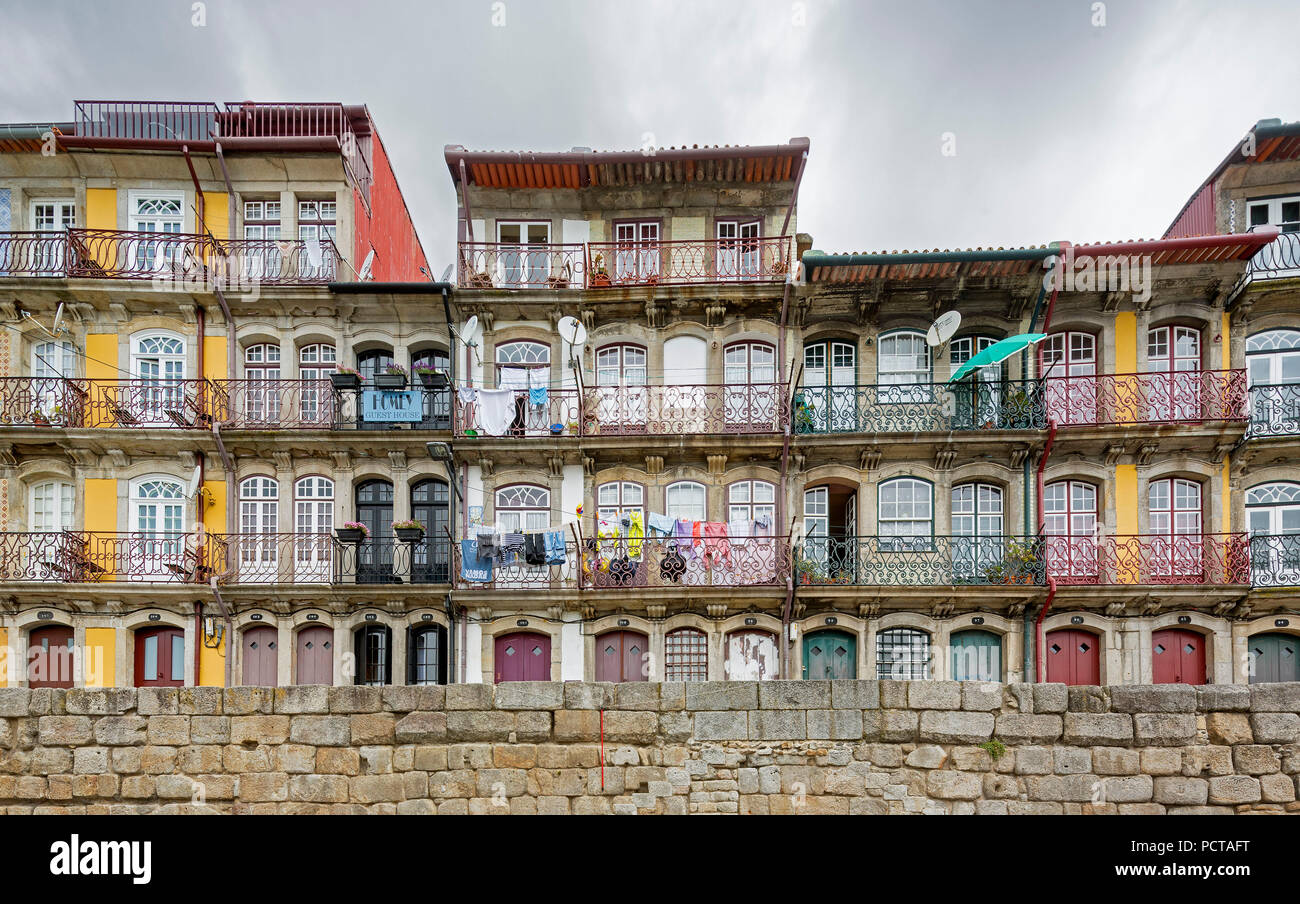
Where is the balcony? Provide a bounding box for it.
[1045,534,1250,586]
[1247,534,1300,587]
[794,536,1046,587]
[455,236,791,289]
[1248,384,1300,438]
[1046,370,1246,427]
[793,380,1045,435]
[0,531,215,584]
[1242,230,1300,283]
[0,229,340,284]
[454,384,788,438]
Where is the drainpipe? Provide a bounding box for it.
[194,601,204,686]
[1035,579,1058,682]
[1032,423,1058,683]
[777,277,795,678]
[1023,453,1034,682]
[444,593,456,685]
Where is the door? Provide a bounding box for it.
[660,336,707,432]
[408,626,446,685]
[1248,633,1300,684]
[298,343,337,426]
[242,343,282,425]
[1041,332,1097,426]
[1247,483,1300,586]
[950,629,1001,682]
[594,630,648,682]
[726,630,778,680]
[29,199,75,274]
[1151,628,1206,685]
[724,342,776,430]
[132,478,187,580]
[1246,330,1300,434]
[241,625,278,686]
[498,222,551,287]
[1044,480,1098,582]
[1147,326,1201,422]
[613,221,659,284]
[31,340,76,423]
[238,477,279,581]
[135,627,185,687]
[28,625,75,688]
[802,630,856,680]
[950,336,1002,428]
[494,632,550,683]
[411,480,450,583]
[129,194,184,271]
[295,625,333,685]
[716,220,760,279]
[951,483,1004,582]
[132,333,186,424]
[355,480,394,584]
[594,344,648,433]
[1045,629,1099,685]
[1148,478,1202,581]
[800,341,856,433]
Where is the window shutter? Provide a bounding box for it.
[383,627,393,685]
[353,628,364,686]
[406,626,416,685]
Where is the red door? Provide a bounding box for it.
[1045,629,1100,685]
[594,630,648,682]
[28,625,74,688]
[135,627,185,687]
[242,625,278,686]
[495,632,550,683]
[1152,628,1206,685]
[295,625,333,685]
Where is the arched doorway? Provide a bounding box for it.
[241,625,278,686]
[28,625,74,688]
[594,630,648,682]
[1045,628,1099,685]
[802,629,856,680]
[494,632,550,683]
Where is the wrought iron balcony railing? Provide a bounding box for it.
[455,236,791,289]
[0,378,89,427]
[1247,534,1300,588]
[453,538,580,590]
[795,535,1046,587]
[1045,370,1246,427]
[454,384,788,438]
[0,531,214,584]
[1045,534,1250,586]
[1248,384,1300,438]
[1243,230,1300,282]
[0,229,340,284]
[793,380,1045,435]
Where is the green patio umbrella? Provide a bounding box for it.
[947,333,1047,383]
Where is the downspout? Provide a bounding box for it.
[208,577,232,689]
[444,593,456,685]
[1034,423,1058,683]
[182,145,206,237]
[779,151,808,238]
[194,601,204,686]
[778,278,795,678]
[1023,452,1035,682]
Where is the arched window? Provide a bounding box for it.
[131,477,187,579]
[596,345,646,386]
[1246,482,1300,586]
[31,481,73,532]
[1147,326,1201,421]
[1148,477,1202,580]
[597,481,643,525]
[355,480,395,584]
[1044,480,1098,581]
[876,627,930,680]
[132,332,185,379]
[356,348,395,384]
[801,340,856,433]
[665,481,706,522]
[408,624,447,685]
[665,628,708,682]
[495,341,549,366]
[354,624,392,686]
[878,330,930,390]
[495,484,550,533]
[724,342,778,428]
[727,480,775,525]
[242,343,282,424]
[1246,330,1300,436]
[411,480,450,583]
[950,336,1003,427]
[878,477,932,549]
[244,343,281,378]
[294,476,334,581]
[299,342,337,379]
[131,332,187,423]
[1041,330,1098,426]
[239,477,279,533]
[297,343,336,425]
[951,482,1004,580]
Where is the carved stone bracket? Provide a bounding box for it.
[705,603,728,619]
[644,455,663,476]
[0,444,17,467]
[478,456,494,478]
[1010,447,1029,469]
[707,454,727,476]
[858,601,880,619]
[1136,443,1159,466]
[645,300,665,329]
[860,448,882,471]
[645,604,667,620]
[272,451,293,471]
[1104,444,1126,467]
[705,302,727,328]
[934,447,956,471]
[331,451,352,471]
[106,448,129,469]
[582,456,596,477]
[547,455,564,479]
[388,451,407,470]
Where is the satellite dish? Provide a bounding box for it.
[557,315,587,347]
[188,464,203,498]
[440,264,454,283]
[927,310,962,347]
[358,249,375,281]
[461,315,479,343]
[51,303,65,335]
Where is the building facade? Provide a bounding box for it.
[0,106,1296,690]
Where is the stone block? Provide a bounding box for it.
[564,681,614,710]
[926,771,982,800]
[759,680,830,710]
[446,710,515,742]
[684,681,758,711]
[1232,745,1281,775]
[1133,713,1196,746]
[1066,686,1109,713]
[38,716,93,746]
[93,716,148,746]
[904,745,947,769]
[994,714,1062,745]
[918,710,994,744]
[494,681,564,711]
[961,681,1003,711]
[880,710,918,743]
[749,710,806,741]
[444,684,493,711]
[381,685,445,713]
[177,687,223,715]
[1207,775,1261,805]
[395,712,447,744]
[1032,683,1069,713]
[831,680,879,710]
[908,681,962,710]
[350,713,397,745]
[1153,776,1208,805]
[1250,712,1300,744]
[1197,684,1250,712]
[223,687,274,715]
[230,715,291,746]
[807,709,863,741]
[63,689,135,716]
[1206,712,1253,745]
[289,716,351,747]
[145,716,190,746]
[1063,712,1132,745]
[1250,683,1300,713]
[1053,747,1092,774]
[272,686,331,714]
[611,683,659,711]
[1109,685,1196,713]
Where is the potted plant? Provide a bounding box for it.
[29,408,50,426]
[566,419,580,436]
[376,364,408,390]
[549,423,565,436]
[331,366,363,391]
[589,253,611,287]
[793,393,816,433]
[335,521,369,544]
[984,538,1040,585]
[414,364,448,389]
[393,519,425,543]
[1000,387,1035,429]
[796,555,829,585]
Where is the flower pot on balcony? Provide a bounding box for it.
[395,527,425,543]
[331,373,361,391]
[335,527,366,544]
[375,374,407,390]
[590,272,611,287]
[549,423,564,436]
[418,370,449,389]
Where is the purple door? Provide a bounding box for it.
[594,630,648,682]
[296,624,333,685]
[242,625,278,686]
[495,632,550,683]
[28,625,75,688]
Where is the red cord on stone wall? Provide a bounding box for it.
[599,709,605,790]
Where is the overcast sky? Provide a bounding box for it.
[1,0,1295,267]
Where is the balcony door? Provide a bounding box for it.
[495,342,550,436]
[716,220,761,280]
[1147,326,1201,422]
[951,482,1004,582]
[1246,329,1300,434]
[31,341,76,424]
[411,479,450,583]
[238,477,279,581]
[131,332,186,425]
[128,193,184,271]
[243,343,282,426]
[294,477,334,583]
[594,344,647,433]
[1246,483,1300,587]
[1247,195,1300,277]
[29,199,74,274]
[1044,480,1098,583]
[298,343,337,426]
[411,348,451,429]
[800,341,856,434]
[355,480,394,584]
[613,221,659,284]
[1041,331,1097,426]
[1148,478,1202,581]
[803,485,856,581]
[949,336,1001,428]
[495,485,550,587]
[660,336,707,433]
[723,341,776,430]
[497,221,551,288]
[131,478,187,581]
[877,330,931,407]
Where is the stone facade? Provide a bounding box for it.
[1,681,1297,814]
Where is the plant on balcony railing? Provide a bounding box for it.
[413,364,448,389]
[981,538,1043,585]
[796,535,1047,587]
[330,367,363,391]
[393,520,425,543]
[793,381,1046,434]
[336,522,369,543]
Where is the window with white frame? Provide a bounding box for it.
[1247,483,1300,583]
[495,485,550,533]
[31,481,73,532]
[876,627,931,680]
[878,331,931,404]
[129,192,184,270]
[665,481,706,522]
[243,200,282,240]
[497,221,553,287]
[878,477,933,550]
[294,476,335,579]
[728,480,775,524]
[716,219,761,279]
[1247,195,1300,234]
[297,200,337,241]
[239,477,279,569]
[597,482,644,525]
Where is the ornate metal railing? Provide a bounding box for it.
[334,535,452,585]
[1248,384,1300,437]
[795,535,1045,587]
[1244,230,1300,281]
[453,538,580,590]
[1045,534,1250,585]
[1247,534,1300,587]
[1045,370,1246,427]
[0,531,213,583]
[220,379,339,430]
[794,380,1045,434]
[585,535,791,589]
[453,388,582,437]
[0,229,340,284]
[209,533,452,585]
[585,236,790,287]
[84,379,224,429]
[457,242,585,289]
[0,377,90,427]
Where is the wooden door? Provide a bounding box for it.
[802,630,856,680]
[495,632,550,683]
[1152,628,1206,685]
[28,625,74,688]
[1249,633,1300,684]
[135,627,185,687]
[1045,628,1099,685]
[950,629,1002,682]
[241,625,278,687]
[726,630,778,681]
[295,625,334,685]
[594,630,648,682]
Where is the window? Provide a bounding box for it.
[31,481,73,532]
[1147,326,1201,421]
[495,341,550,366]
[408,625,446,685]
[1044,480,1098,581]
[716,219,761,279]
[664,628,709,682]
[950,336,1002,427]
[294,476,334,582]
[243,200,282,240]
[951,482,1004,580]
[354,625,392,686]
[1041,331,1098,426]
[135,627,185,687]
[1246,330,1300,435]
[244,343,281,378]
[298,200,337,241]
[728,480,775,524]
[243,343,282,423]
[1148,477,1202,579]
[411,480,451,583]
[593,345,648,431]
[497,221,551,287]
[298,343,337,425]
[613,221,660,283]
[597,482,644,525]
[596,345,647,386]
[878,331,931,403]
[724,342,778,428]
[131,332,187,424]
[355,480,395,584]
[666,481,706,522]
[357,348,395,384]
[1247,194,1300,234]
[239,478,279,573]
[131,478,186,577]
[876,628,930,680]
[242,200,283,279]
[495,485,550,533]
[412,348,452,428]
[1246,483,1300,586]
[129,192,184,271]
[29,200,74,274]
[878,478,932,550]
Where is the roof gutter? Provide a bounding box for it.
[329,281,454,294]
[802,245,1062,270]
[55,135,342,153]
[1071,230,1276,259]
